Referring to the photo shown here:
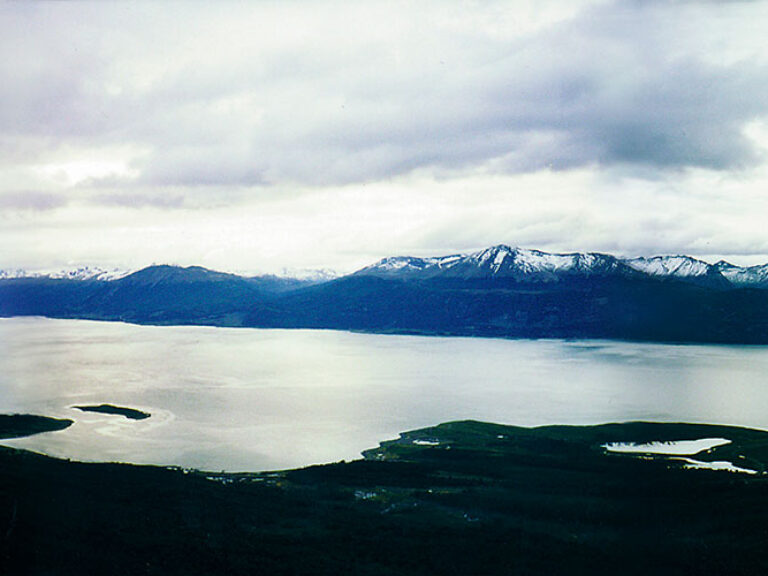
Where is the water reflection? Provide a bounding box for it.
[1,317,767,471]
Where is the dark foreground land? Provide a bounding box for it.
[4,417,768,575]
[73,403,151,420]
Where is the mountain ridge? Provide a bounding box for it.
[355,245,767,288]
[4,245,768,288]
[3,246,768,343]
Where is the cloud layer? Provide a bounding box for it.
[2,0,768,271]
[4,1,768,187]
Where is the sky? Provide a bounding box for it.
[3,0,768,275]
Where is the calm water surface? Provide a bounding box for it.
[1,317,767,471]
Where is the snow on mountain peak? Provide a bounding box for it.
[358,245,626,281]
[52,266,133,281]
[626,256,712,277]
[275,267,339,281]
[471,245,516,272]
[715,261,768,286]
[466,246,622,278]
[368,256,429,272]
[0,266,132,281]
[361,253,464,276]
[5,248,768,289]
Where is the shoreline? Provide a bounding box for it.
[3,313,768,348]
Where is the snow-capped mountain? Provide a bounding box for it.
[624,255,731,288]
[356,254,465,277]
[275,267,339,282]
[357,245,635,282]
[0,265,337,284]
[4,247,768,289]
[0,268,28,280]
[357,245,768,288]
[454,245,630,280]
[625,256,712,278]
[715,261,768,287]
[4,246,768,344]
[0,266,132,281]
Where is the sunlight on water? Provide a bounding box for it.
[1,317,768,471]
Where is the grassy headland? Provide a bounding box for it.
[0,414,73,439]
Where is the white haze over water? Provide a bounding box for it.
[2,318,768,472]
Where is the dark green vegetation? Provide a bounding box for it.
[4,419,768,575]
[3,262,768,342]
[73,403,150,420]
[0,414,72,439]
[244,275,768,343]
[0,266,313,326]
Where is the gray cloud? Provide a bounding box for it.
[91,192,185,209]
[0,191,68,211]
[1,0,767,191]
[4,1,768,273]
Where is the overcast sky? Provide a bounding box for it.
[3,0,768,275]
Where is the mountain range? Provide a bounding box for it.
[356,245,768,289]
[3,245,768,343]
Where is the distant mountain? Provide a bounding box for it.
[626,255,711,278]
[715,261,768,288]
[624,255,731,289]
[245,246,768,343]
[0,265,319,325]
[0,266,132,281]
[357,245,637,282]
[276,267,339,282]
[357,245,760,289]
[77,265,269,324]
[4,247,766,288]
[4,247,768,343]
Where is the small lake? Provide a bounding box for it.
[1,317,768,471]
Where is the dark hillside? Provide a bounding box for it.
[3,255,768,342]
[244,275,768,343]
[4,419,768,575]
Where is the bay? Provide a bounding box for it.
[1,317,767,471]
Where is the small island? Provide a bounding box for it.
[73,404,151,420]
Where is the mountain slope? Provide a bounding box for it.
[0,266,131,281]
[0,265,316,325]
[243,273,768,342]
[356,245,639,282]
[4,247,768,342]
[79,265,269,324]
[6,419,768,575]
[625,255,731,288]
[242,245,768,342]
[716,261,768,288]
[356,245,742,288]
